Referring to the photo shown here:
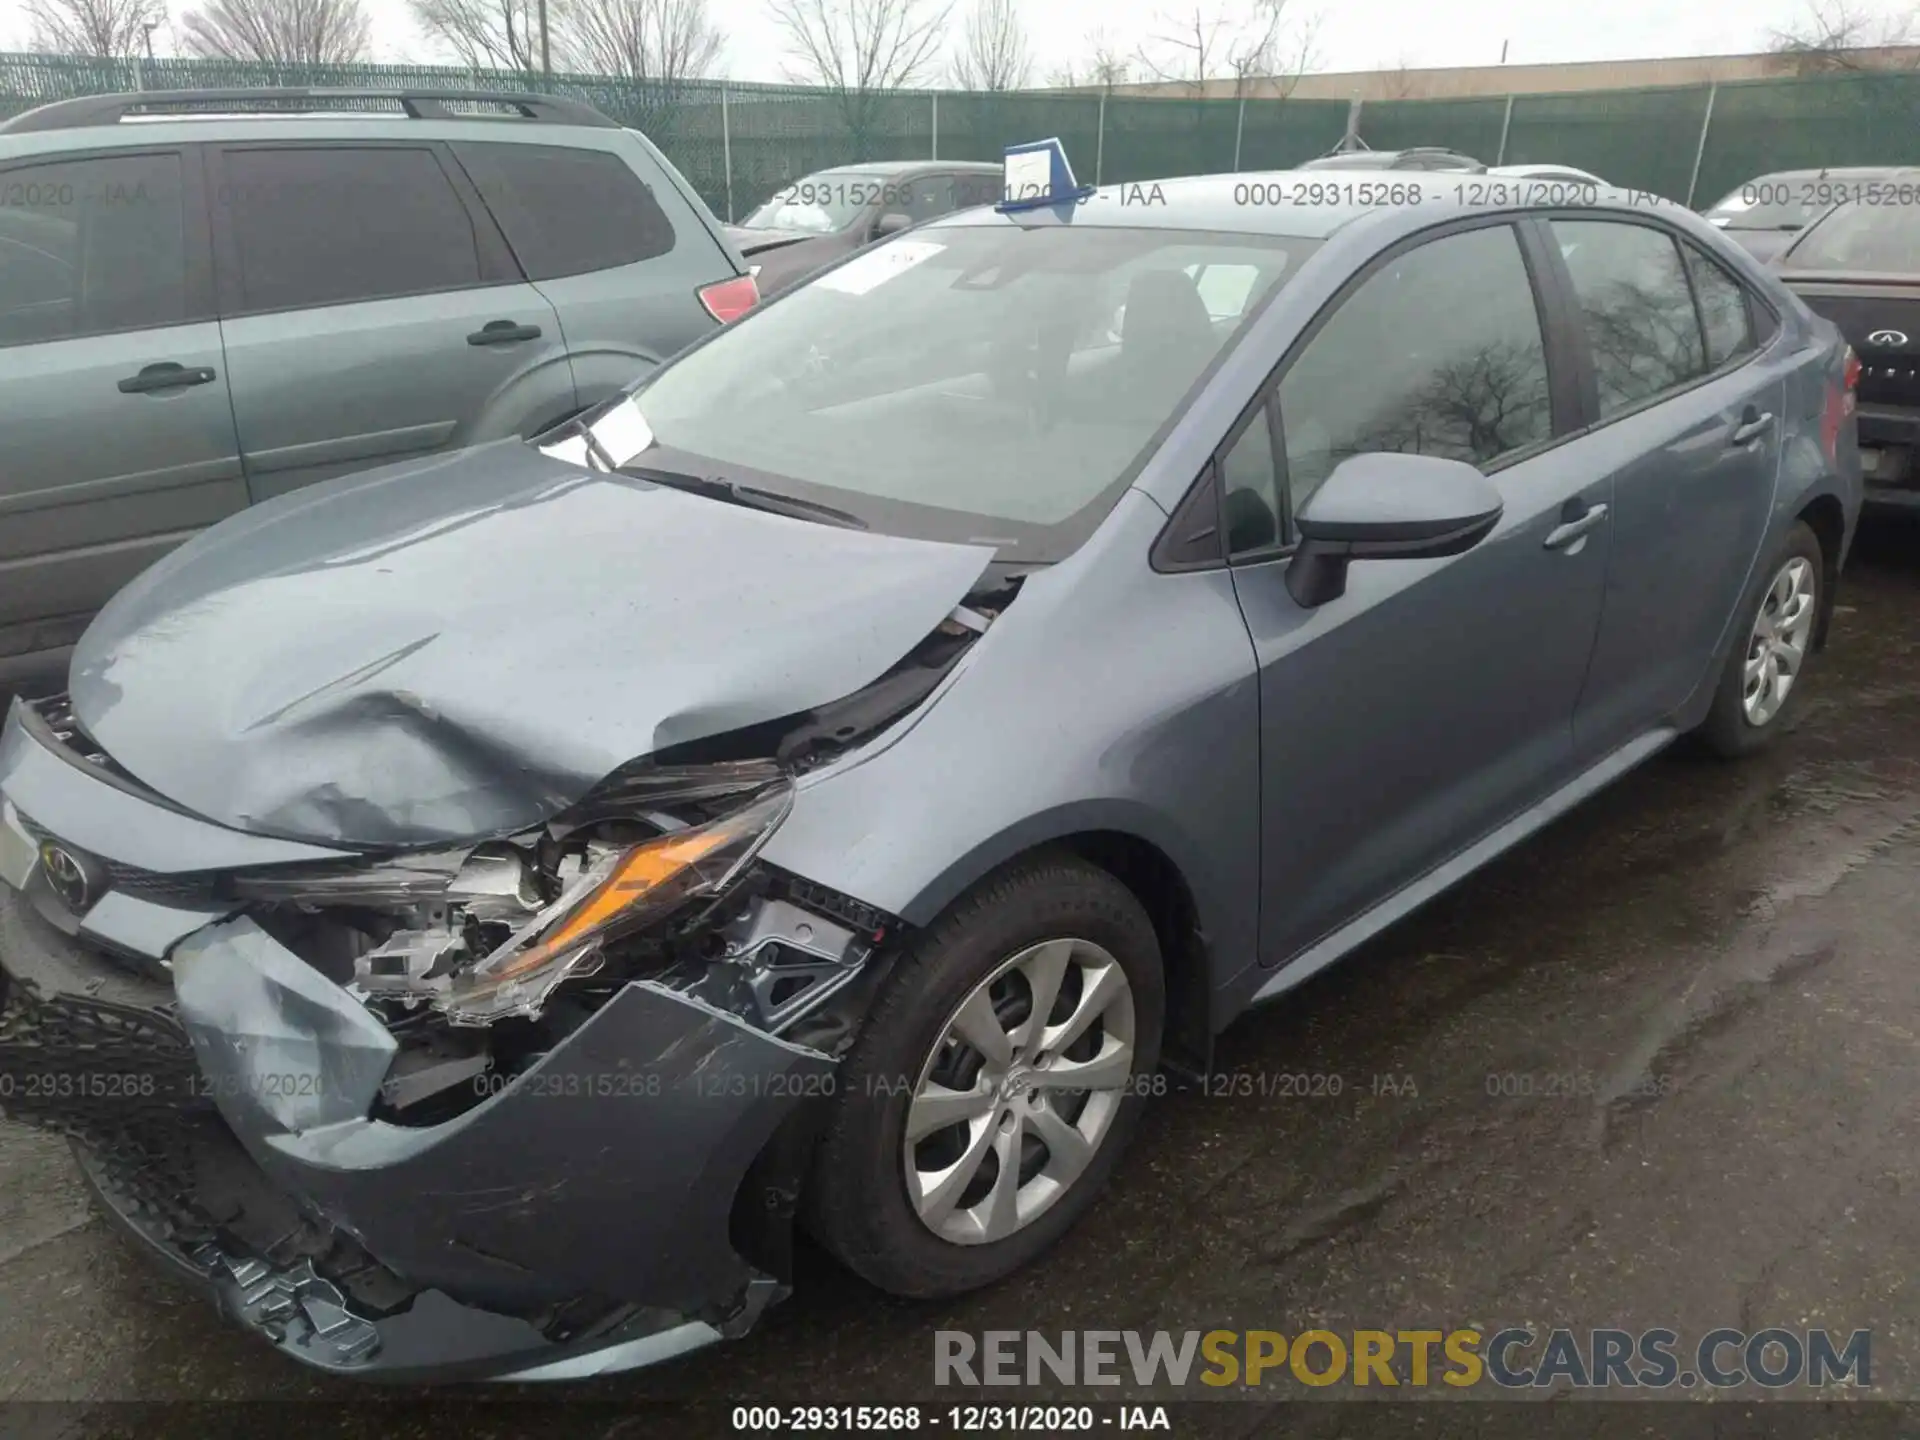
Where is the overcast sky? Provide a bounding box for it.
[0,0,1875,80]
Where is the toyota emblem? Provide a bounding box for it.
[38,841,94,913]
[1867,328,1910,347]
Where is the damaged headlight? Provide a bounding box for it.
[440,784,790,1024]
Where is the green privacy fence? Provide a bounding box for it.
[6,50,1920,218]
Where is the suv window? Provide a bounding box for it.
[456,142,675,280]
[0,151,186,347]
[900,175,954,222]
[1552,219,1706,418]
[1274,223,1552,522]
[1683,244,1756,368]
[221,146,483,313]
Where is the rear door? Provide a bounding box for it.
[0,146,242,678]
[1543,217,1787,759]
[209,141,575,501]
[451,137,731,412]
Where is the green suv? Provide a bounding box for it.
[0,87,757,691]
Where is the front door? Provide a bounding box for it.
[208,142,575,501]
[1226,220,1614,972]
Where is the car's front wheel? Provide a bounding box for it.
[1696,519,1824,757]
[807,854,1164,1297]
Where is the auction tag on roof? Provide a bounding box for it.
[816,239,946,296]
[1004,147,1051,202]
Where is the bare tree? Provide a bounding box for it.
[1047,30,1132,88]
[771,0,954,152]
[951,0,1030,90]
[562,0,721,131]
[180,0,371,61]
[407,0,564,75]
[1766,0,1920,72]
[1137,0,1317,97]
[1376,55,1421,100]
[27,0,163,57]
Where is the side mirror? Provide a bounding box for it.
[1285,452,1504,609]
[872,212,912,240]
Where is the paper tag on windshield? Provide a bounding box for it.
[590,396,655,465]
[816,240,945,297]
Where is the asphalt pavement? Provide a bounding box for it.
[6,518,1920,1438]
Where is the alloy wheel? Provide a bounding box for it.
[902,937,1136,1246]
[1743,556,1817,727]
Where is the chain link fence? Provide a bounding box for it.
[6,51,1920,219]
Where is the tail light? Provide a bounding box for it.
[1822,345,1859,464]
[698,274,759,324]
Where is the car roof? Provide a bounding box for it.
[926,169,1679,243]
[816,159,1002,176]
[1720,165,1916,190]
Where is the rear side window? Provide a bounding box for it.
[1684,244,1757,368]
[1276,223,1552,514]
[0,151,186,346]
[457,142,676,279]
[1552,220,1705,418]
[220,146,482,313]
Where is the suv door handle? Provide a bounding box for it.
[1544,500,1609,550]
[1731,409,1775,445]
[118,362,216,394]
[468,320,543,346]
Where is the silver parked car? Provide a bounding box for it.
[0,163,1862,1382]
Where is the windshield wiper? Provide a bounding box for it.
[625,466,868,530]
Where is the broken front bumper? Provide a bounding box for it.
[0,708,839,1381]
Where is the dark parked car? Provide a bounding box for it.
[0,164,1859,1383]
[0,87,755,694]
[727,160,1002,295]
[1298,146,1486,172]
[1702,166,1907,261]
[1772,183,1920,505]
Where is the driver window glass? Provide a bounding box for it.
[1277,223,1552,516]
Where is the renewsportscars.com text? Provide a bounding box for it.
[934,1327,1871,1390]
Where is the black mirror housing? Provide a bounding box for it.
[1284,452,1504,608]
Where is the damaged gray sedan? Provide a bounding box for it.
[0,166,1861,1381]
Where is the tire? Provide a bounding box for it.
[1694,520,1824,758]
[806,853,1165,1298]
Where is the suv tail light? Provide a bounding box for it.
[698,274,759,324]
[1843,344,1861,414]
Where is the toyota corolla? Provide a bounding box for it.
[0,149,1861,1381]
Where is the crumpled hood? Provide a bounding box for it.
[70,441,993,849]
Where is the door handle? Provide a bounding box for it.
[468,320,543,346]
[1731,410,1775,445]
[1544,501,1609,550]
[118,362,216,394]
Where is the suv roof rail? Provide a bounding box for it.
[0,87,620,135]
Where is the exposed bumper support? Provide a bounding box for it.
[0,884,830,1381]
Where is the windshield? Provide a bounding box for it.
[579,224,1309,559]
[1785,198,1920,272]
[741,171,905,234]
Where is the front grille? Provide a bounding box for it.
[14,808,224,910]
[0,970,217,1244]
